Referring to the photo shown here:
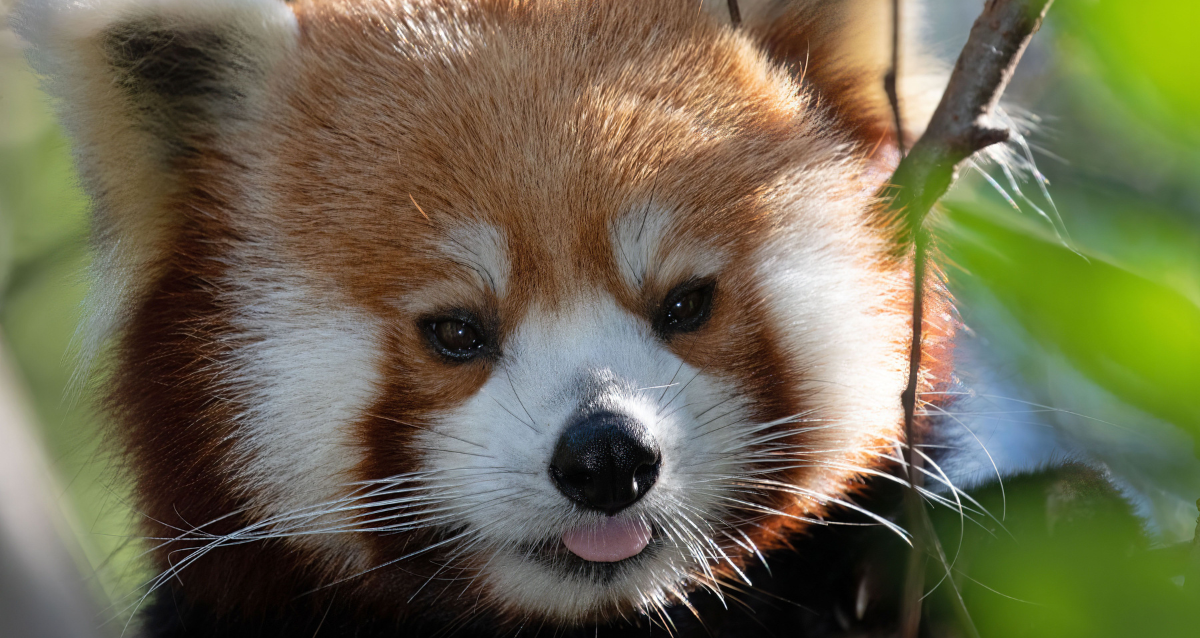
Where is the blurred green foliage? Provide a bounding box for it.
[0,0,1197,636]
[928,0,1200,635]
[941,202,1200,440]
[927,469,1200,638]
[1056,0,1200,143]
[0,16,134,620]
[939,0,1200,450]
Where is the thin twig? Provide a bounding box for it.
[883,1,1056,636]
[726,0,741,28]
[884,0,1055,244]
[885,2,926,636]
[898,233,928,638]
[884,0,906,158]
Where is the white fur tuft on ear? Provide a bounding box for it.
[13,0,298,372]
[16,1,298,91]
[17,0,296,45]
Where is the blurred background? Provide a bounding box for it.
[1,0,1197,636]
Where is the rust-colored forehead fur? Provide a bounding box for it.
[263,0,865,316]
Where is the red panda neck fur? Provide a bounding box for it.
[18,0,954,632]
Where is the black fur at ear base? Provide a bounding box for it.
[16,0,299,161]
[101,20,256,158]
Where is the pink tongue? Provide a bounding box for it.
[562,518,652,563]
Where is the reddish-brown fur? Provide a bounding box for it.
[27,0,955,630]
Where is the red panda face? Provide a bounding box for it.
[19,0,943,627]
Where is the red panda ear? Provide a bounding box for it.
[704,0,945,158]
[14,0,298,350]
[16,0,298,192]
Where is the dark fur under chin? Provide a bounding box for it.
[138,491,905,638]
[138,463,1140,638]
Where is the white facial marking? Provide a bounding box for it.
[419,295,756,620]
[437,219,510,296]
[752,172,910,475]
[611,204,726,291]
[224,264,381,561]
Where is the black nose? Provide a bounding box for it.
[549,411,661,515]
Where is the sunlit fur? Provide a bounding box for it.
[17,0,955,630]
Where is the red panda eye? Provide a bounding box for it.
[672,291,705,320]
[657,281,715,335]
[427,317,487,360]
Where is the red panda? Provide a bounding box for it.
[16,0,959,635]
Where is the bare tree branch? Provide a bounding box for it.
[885,0,1055,240]
[0,337,106,638]
[884,1,1056,636]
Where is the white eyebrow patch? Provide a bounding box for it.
[437,220,511,296]
[611,204,726,291]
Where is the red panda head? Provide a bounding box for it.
[18,0,951,626]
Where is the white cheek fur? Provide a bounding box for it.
[223,263,382,561]
[753,183,911,466]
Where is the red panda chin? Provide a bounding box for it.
[17,0,955,632]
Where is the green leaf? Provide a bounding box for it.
[1056,0,1200,141]
[940,203,1200,442]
